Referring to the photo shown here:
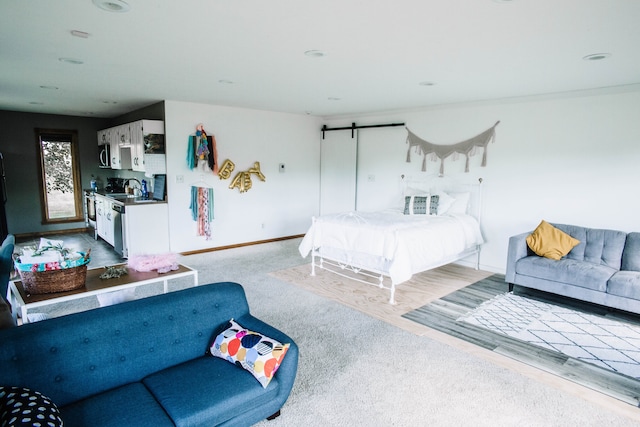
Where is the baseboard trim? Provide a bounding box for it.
[15,230,303,256]
[179,234,304,256]
[14,227,92,242]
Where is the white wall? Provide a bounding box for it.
[164,101,322,253]
[324,89,640,274]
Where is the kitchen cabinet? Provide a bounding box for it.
[95,194,115,246]
[124,202,170,256]
[97,120,163,171]
[129,120,164,172]
[97,128,112,146]
[129,121,144,171]
[109,125,132,170]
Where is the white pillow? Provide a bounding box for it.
[433,191,456,215]
[447,192,471,214]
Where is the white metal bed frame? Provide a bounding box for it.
[308,175,484,304]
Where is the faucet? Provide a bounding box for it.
[127,178,141,188]
[127,178,142,196]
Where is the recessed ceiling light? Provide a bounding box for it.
[29,102,44,105]
[71,30,90,39]
[92,0,130,12]
[418,81,436,87]
[59,57,84,65]
[305,50,326,58]
[102,100,118,104]
[40,85,59,90]
[583,53,611,61]
[328,97,341,101]
[218,79,234,84]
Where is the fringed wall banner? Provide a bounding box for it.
[189,185,214,240]
[406,121,499,175]
[186,123,220,175]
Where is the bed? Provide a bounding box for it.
[298,176,484,304]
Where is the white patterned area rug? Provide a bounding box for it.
[458,292,640,379]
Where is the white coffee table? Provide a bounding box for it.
[7,263,198,324]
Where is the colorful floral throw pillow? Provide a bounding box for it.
[209,319,289,388]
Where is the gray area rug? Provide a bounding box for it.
[402,274,640,408]
[458,292,640,379]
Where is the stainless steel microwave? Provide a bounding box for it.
[99,144,111,168]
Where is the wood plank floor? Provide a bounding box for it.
[402,274,640,407]
[270,263,640,422]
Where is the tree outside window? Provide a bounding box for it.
[35,129,83,223]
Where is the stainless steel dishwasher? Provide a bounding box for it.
[112,203,127,257]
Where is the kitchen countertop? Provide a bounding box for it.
[89,190,167,206]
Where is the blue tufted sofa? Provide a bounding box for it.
[506,223,640,315]
[0,282,299,426]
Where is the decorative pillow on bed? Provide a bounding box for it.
[209,319,290,388]
[404,195,441,215]
[404,195,429,215]
[526,220,580,260]
[447,192,471,214]
[0,386,64,427]
[432,191,456,215]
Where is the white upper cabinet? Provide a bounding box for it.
[109,124,132,170]
[97,128,112,146]
[97,120,163,171]
[129,120,144,171]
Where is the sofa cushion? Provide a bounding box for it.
[515,256,616,292]
[209,318,290,388]
[526,220,580,260]
[553,223,626,269]
[143,356,280,427]
[0,386,63,427]
[621,232,640,272]
[607,271,640,301]
[60,382,174,427]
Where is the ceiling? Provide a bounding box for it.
[1,0,639,119]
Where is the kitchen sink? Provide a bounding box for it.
[133,199,158,203]
[107,193,135,198]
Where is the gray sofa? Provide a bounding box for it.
[0,282,299,426]
[506,223,640,315]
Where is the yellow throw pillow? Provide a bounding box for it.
[526,220,580,260]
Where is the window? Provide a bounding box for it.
[35,129,83,224]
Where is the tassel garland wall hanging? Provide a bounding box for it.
[187,123,219,174]
[406,121,499,175]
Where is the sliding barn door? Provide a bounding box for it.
[320,130,357,215]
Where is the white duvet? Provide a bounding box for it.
[298,210,484,284]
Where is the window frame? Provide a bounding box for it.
[35,128,84,224]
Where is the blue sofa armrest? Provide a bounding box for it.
[0,234,15,302]
[505,231,531,284]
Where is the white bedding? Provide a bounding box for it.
[298,210,484,285]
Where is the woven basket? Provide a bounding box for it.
[19,264,88,295]
[15,250,91,295]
